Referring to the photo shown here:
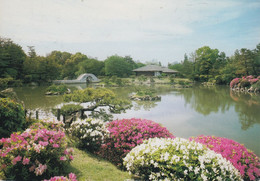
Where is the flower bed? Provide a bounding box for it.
[43,173,77,181]
[123,137,243,180]
[190,135,260,180]
[0,120,74,180]
[230,76,259,93]
[67,118,108,152]
[97,118,174,166]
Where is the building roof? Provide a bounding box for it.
[133,65,178,73]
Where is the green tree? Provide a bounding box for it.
[105,55,132,77]
[62,52,87,79]
[194,46,220,81]
[76,58,105,76]
[63,88,131,121]
[0,37,26,79]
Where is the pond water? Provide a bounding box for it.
[14,84,260,156]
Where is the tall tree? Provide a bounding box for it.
[194,46,219,81]
[105,55,132,77]
[76,58,105,76]
[62,52,88,79]
[0,37,26,79]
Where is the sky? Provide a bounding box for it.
[0,0,260,65]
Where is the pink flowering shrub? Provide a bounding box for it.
[230,78,241,88]
[230,76,259,88]
[0,120,74,181]
[43,173,77,181]
[97,118,175,166]
[190,135,260,181]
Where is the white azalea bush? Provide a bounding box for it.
[123,137,243,181]
[67,118,108,152]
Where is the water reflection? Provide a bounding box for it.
[177,85,233,115]
[230,91,260,130]
[14,84,260,130]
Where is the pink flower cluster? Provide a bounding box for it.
[230,76,259,88]
[190,135,260,181]
[0,120,74,180]
[230,78,241,88]
[44,173,77,181]
[97,118,175,165]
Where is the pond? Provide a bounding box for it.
[14,84,260,156]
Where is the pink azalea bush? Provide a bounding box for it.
[97,118,175,166]
[0,120,74,181]
[230,78,241,88]
[44,173,77,181]
[190,135,260,181]
[230,76,259,88]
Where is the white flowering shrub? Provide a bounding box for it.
[67,118,108,152]
[123,137,243,181]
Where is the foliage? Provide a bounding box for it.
[0,120,74,181]
[191,135,260,181]
[104,55,133,77]
[43,173,77,181]
[46,84,69,95]
[60,104,83,116]
[123,137,242,181]
[136,88,156,97]
[67,118,108,152]
[75,58,105,77]
[240,79,251,88]
[0,98,26,138]
[0,78,13,90]
[97,118,174,166]
[63,88,131,121]
[251,81,260,90]
[0,37,26,79]
[137,75,147,82]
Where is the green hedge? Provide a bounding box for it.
[0,98,26,138]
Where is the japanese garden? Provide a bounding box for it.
[0,37,260,180]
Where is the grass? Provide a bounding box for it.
[68,148,131,181]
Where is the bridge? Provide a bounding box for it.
[53,73,100,84]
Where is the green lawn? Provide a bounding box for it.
[68,148,131,181]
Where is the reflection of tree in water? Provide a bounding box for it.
[133,100,159,111]
[177,85,233,115]
[230,91,260,130]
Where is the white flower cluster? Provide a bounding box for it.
[123,137,243,181]
[68,118,108,150]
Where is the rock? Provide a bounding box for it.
[45,91,52,95]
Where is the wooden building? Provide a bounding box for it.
[133,65,178,76]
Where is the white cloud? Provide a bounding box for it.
[0,0,259,62]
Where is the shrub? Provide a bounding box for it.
[230,78,241,88]
[60,104,83,116]
[97,118,174,166]
[0,98,26,138]
[67,118,108,152]
[190,135,260,181]
[46,84,69,95]
[0,78,13,90]
[251,81,260,90]
[0,120,74,181]
[240,79,251,88]
[138,75,147,82]
[43,173,77,181]
[123,137,242,181]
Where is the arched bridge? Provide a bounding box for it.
[53,73,100,84]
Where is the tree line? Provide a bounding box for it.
[169,44,260,84]
[0,37,144,85]
[1,36,259,85]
